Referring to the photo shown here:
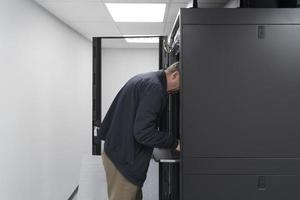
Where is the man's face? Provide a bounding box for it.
[167,71,180,93]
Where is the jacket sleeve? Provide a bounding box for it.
[133,85,178,148]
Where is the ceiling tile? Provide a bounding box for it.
[166,3,187,23]
[169,0,190,3]
[199,0,228,2]
[102,0,165,2]
[117,23,164,35]
[36,1,113,22]
[171,0,228,4]
[69,22,121,38]
[184,0,227,8]
[198,2,226,7]
[33,0,229,47]
[164,22,174,36]
[102,39,159,49]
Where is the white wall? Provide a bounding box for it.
[102,47,159,200]
[0,0,92,199]
[102,48,159,117]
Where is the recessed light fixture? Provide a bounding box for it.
[125,37,159,43]
[105,3,166,22]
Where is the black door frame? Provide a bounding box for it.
[92,36,165,155]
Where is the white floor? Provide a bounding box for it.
[77,155,159,200]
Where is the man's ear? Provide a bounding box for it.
[173,71,179,79]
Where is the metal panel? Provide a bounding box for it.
[180,8,300,25]
[183,175,300,200]
[184,158,300,174]
[182,25,300,158]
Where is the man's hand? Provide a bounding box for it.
[176,141,180,151]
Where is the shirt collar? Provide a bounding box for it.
[157,70,167,92]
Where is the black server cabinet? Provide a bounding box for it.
[158,36,180,200]
[180,9,300,200]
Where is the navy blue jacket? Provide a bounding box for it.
[99,70,178,187]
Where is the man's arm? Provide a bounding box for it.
[133,85,178,148]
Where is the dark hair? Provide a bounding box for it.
[165,61,180,74]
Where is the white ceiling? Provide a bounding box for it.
[33,0,228,47]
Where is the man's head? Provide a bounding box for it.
[165,62,180,93]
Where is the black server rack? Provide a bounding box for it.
[156,35,180,200]
[180,8,300,200]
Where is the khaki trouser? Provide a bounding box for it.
[102,151,143,200]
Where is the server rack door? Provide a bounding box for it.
[181,24,300,199]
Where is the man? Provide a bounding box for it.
[99,62,180,200]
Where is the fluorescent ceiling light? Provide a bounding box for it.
[125,37,159,43]
[105,3,166,22]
